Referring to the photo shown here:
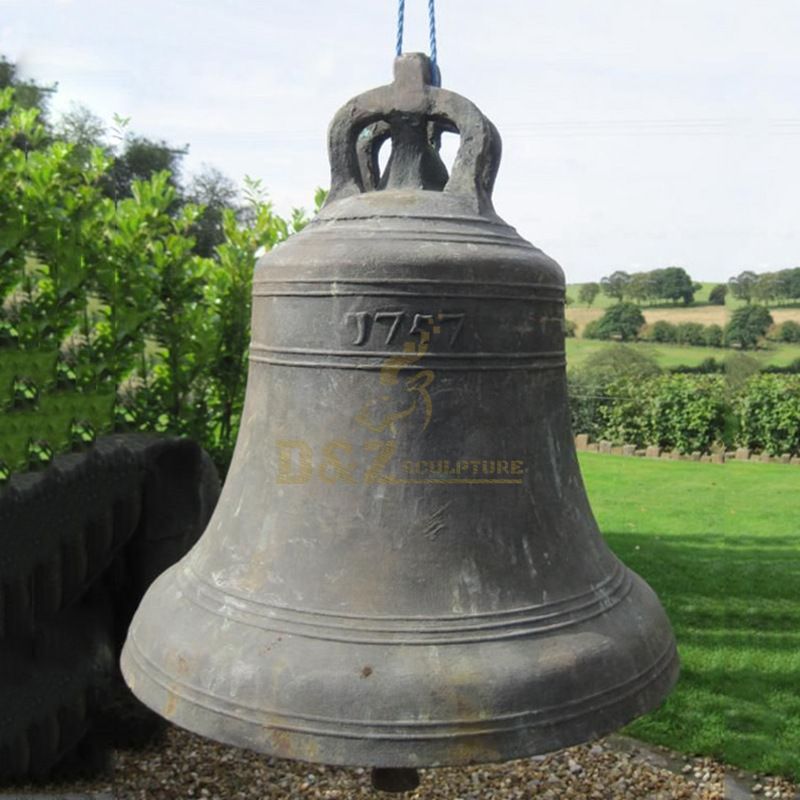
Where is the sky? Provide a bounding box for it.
[1,0,799,283]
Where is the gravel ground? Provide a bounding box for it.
[5,725,799,800]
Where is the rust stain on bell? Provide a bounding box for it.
[121,53,679,769]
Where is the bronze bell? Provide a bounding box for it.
[121,54,678,780]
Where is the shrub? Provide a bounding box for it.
[736,375,800,455]
[675,322,705,346]
[579,345,661,382]
[709,283,727,305]
[0,85,313,476]
[564,318,577,338]
[724,305,774,349]
[703,324,724,347]
[647,374,727,453]
[593,303,645,341]
[597,374,728,452]
[583,319,602,340]
[778,320,800,343]
[599,378,652,446]
[568,347,660,440]
[645,320,677,343]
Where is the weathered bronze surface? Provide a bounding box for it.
[121,54,679,770]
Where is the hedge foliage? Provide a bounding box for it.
[736,375,800,456]
[568,361,800,455]
[0,86,314,477]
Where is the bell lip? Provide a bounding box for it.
[120,627,679,769]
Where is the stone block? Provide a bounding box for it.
[780,453,792,464]
[622,445,636,456]
[690,452,701,461]
[611,445,623,456]
[760,452,773,464]
[634,448,647,457]
[599,440,612,454]
[711,452,725,464]
[586,443,599,453]
[645,446,660,458]
[670,451,682,460]
[575,433,590,450]
[735,447,750,460]
[700,454,712,463]
[791,456,800,466]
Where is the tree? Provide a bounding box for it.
[600,271,631,301]
[577,282,600,306]
[627,272,654,304]
[709,284,727,305]
[187,166,239,257]
[58,103,107,165]
[652,266,695,305]
[787,268,800,301]
[594,302,645,341]
[752,273,782,304]
[728,271,758,304]
[0,56,55,119]
[724,304,773,349]
[103,132,188,200]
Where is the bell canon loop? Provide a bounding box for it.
[121,53,679,770]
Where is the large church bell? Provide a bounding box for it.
[121,53,679,787]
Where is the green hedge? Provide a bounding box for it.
[736,374,800,455]
[569,372,800,455]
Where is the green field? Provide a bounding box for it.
[579,452,800,778]
[565,338,800,370]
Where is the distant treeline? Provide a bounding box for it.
[580,302,799,350]
[576,267,800,307]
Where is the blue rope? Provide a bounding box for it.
[428,0,437,68]
[395,0,440,84]
[396,0,405,56]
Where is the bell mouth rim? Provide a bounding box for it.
[121,629,679,768]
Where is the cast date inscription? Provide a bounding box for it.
[345,310,465,347]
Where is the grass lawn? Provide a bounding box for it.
[565,337,800,370]
[578,452,800,779]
